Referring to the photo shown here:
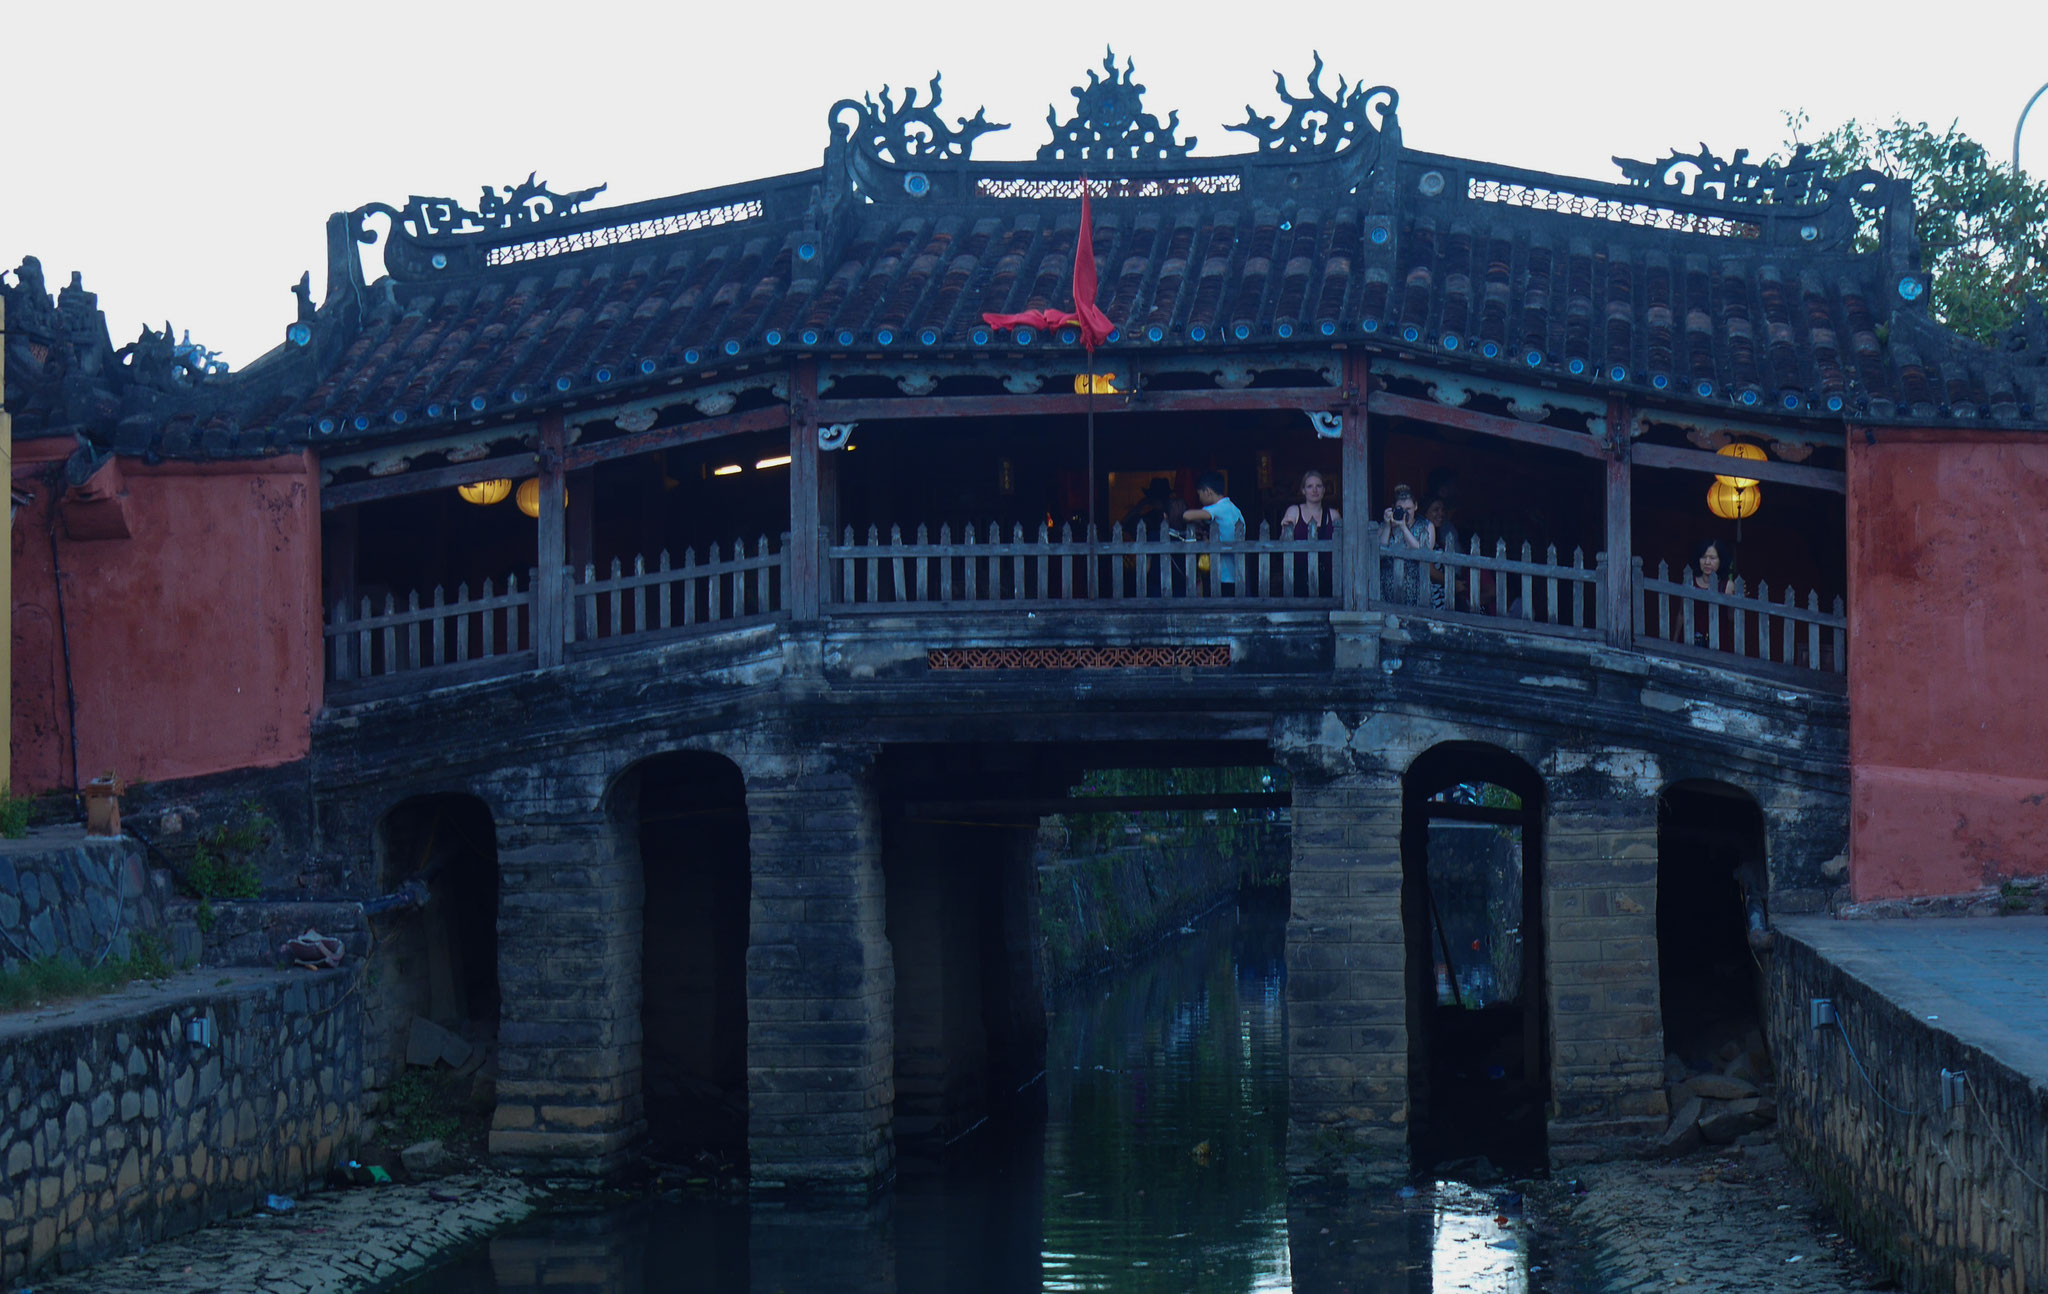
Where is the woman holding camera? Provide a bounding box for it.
[1379,484,1433,605]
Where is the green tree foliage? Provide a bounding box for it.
[1786,111,2048,344]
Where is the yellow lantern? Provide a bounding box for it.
[456,478,513,506]
[1714,441,1767,487]
[1706,478,1761,521]
[1072,372,1119,394]
[514,478,568,519]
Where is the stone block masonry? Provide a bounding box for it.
[488,824,645,1174]
[743,749,895,1189]
[0,968,361,1283]
[1541,790,1669,1162]
[1285,770,1409,1184]
[1768,919,2048,1294]
[0,829,192,971]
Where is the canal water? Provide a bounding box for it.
[402,900,1564,1292]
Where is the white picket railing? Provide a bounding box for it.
[569,536,785,644]
[1378,535,1603,637]
[325,575,534,682]
[1633,559,1846,674]
[826,521,1340,608]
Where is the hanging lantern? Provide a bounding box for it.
[514,478,568,519]
[1706,478,1761,521]
[456,478,513,506]
[1072,372,1119,394]
[1714,441,1767,487]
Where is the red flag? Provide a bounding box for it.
[983,181,1116,352]
[1069,184,1113,352]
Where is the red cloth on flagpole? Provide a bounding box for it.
[1068,185,1113,352]
[983,181,1115,351]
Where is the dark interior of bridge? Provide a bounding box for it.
[877,740,1286,1164]
[1402,743,1549,1178]
[374,793,502,1059]
[325,406,1846,631]
[628,751,752,1166]
[1657,782,1769,1076]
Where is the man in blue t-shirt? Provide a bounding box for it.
[1182,471,1245,597]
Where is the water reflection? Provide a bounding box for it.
[401,902,1556,1293]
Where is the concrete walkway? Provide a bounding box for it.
[1776,916,2048,1086]
[23,1173,536,1293]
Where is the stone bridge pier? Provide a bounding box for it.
[315,633,1845,1191]
[473,736,1052,1190]
[1277,707,1844,1184]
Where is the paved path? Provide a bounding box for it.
[1557,1140,1888,1292]
[24,1173,536,1293]
[1776,916,2048,1083]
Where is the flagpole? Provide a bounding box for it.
[1086,349,1096,542]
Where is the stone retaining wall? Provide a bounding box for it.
[0,969,362,1283]
[1767,933,2048,1294]
[0,832,190,971]
[1037,830,1269,990]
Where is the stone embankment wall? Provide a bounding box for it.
[0,970,362,1283]
[0,832,197,970]
[1037,824,1283,989]
[1766,932,2047,1294]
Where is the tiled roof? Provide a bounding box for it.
[8,56,2047,459]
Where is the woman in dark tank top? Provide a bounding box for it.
[1281,469,1339,597]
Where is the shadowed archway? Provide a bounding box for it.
[1402,742,1547,1175]
[373,794,501,1078]
[612,751,752,1165]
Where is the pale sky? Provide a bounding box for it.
[7,0,2043,368]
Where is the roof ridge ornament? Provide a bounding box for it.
[1040,49,1192,163]
[1611,142,1827,206]
[385,172,610,240]
[831,74,1008,167]
[1226,53,1399,158]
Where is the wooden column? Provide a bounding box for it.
[1340,351,1373,611]
[1603,396,1633,648]
[788,358,822,620]
[536,413,567,667]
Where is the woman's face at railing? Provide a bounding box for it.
[1698,545,1722,577]
[1425,500,1447,529]
[1301,473,1325,503]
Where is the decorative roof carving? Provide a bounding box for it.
[384,172,609,240]
[1226,53,1398,159]
[1040,50,1192,163]
[1994,296,2048,368]
[831,74,1007,168]
[1611,143,1827,206]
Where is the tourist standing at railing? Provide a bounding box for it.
[1122,477,1175,540]
[1280,470,1340,598]
[1183,471,1245,597]
[1689,538,1734,646]
[1379,484,1432,605]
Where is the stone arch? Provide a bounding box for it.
[607,749,751,1165]
[1657,779,1771,1112]
[370,793,501,1084]
[1400,741,1549,1173]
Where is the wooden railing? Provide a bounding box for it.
[825,522,1341,608]
[1379,537,1604,638]
[569,536,785,644]
[321,524,1845,690]
[326,575,535,682]
[1633,559,1846,675]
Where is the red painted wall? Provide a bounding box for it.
[10,446,323,793]
[1847,434,2048,900]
